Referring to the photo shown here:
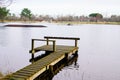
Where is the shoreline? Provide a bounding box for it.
[1,21,120,27]
[54,21,120,25]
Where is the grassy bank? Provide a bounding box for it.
[1,21,120,25]
[55,21,120,25]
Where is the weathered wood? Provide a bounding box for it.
[49,65,54,75]
[44,36,80,40]
[65,53,69,62]
[46,38,49,45]
[31,54,34,63]
[29,45,78,54]
[30,39,56,53]
[53,41,56,52]
[75,39,78,47]
[2,36,80,80]
[2,45,78,80]
[44,36,80,47]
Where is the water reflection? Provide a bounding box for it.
[0,27,8,46]
[34,54,78,80]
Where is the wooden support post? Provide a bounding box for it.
[49,65,54,75]
[53,41,56,52]
[75,51,78,56]
[46,38,49,45]
[31,54,34,63]
[65,53,69,63]
[31,56,35,63]
[75,39,78,47]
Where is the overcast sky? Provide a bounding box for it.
[8,0,120,17]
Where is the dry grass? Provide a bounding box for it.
[0,72,3,79]
[0,72,13,80]
[54,21,120,25]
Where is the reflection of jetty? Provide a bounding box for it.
[5,24,47,27]
[2,36,80,80]
[35,53,78,80]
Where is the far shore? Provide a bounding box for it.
[54,21,120,25]
[0,21,120,26]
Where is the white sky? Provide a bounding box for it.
[8,0,120,17]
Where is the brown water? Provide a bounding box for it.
[0,23,120,80]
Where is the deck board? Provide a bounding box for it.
[30,45,78,53]
[2,45,78,80]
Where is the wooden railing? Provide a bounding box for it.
[31,39,56,53]
[44,36,80,47]
[31,39,56,63]
[30,36,80,63]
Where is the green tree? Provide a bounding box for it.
[89,13,103,22]
[20,8,32,21]
[0,7,9,22]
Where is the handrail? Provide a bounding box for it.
[30,39,56,63]
[44,36,80,47]
[44,36,80,40]
[31,39,56,53]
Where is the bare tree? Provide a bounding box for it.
[0,0,13,7]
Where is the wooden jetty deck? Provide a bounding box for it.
[2,36,80,80]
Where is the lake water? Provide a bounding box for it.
[0,22,120,80]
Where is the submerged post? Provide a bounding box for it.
[65,53,69,62]
[49,65,54,75]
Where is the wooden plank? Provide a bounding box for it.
[3,45,78,80]
[49,54,65,65]
[44,36,80,47]
[17,70,35,74]
[44,36,80,40]
[28,53,66,80]
[68,48,78,56]
[4,77,25,80]
[12,75,26,79]
[10,53,65,79]
[12,75,28,79]
[29,45,78,53]
[31,39,56,52]
[27,67,46,80]
[13,73,31,77]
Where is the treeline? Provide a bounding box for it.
[0,7,120,22]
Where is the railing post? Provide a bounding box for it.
[31,39,35,63]
[75,39,78,47]
[46,38,49,45]
[53,41,56,52]
[32,39,34,50]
